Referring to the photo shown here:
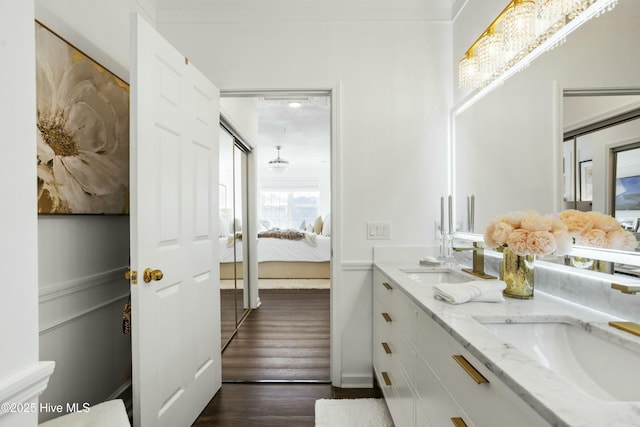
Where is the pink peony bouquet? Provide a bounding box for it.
[484,211,573,256]
[558,209,637,251]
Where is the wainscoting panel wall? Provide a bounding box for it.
[339,262,374,388]
[38,216,131,423]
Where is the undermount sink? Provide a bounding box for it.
[475,315,640,401]
[399,268,471,285]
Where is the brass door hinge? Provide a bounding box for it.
[125,270,138,285]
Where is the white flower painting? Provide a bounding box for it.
[36,22,129,214]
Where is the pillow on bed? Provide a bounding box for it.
[313,215,323,234]
[258,219,271,231]
[300,219,307,231]
[321,213,331,236]
[219,213,230,237]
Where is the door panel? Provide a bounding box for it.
[130,13,221,427]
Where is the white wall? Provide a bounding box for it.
[452,1,640,230]
[33,0,152,421]
[158,16,452,385]
[0,2,55,426]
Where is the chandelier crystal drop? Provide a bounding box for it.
[458,54,480,89]
[476,29,506,82]
[563,0,590,19]
[457,0,619,92]
[503,0,537,60]
[536,0,565,36]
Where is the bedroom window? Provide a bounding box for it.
[261,190,319,229]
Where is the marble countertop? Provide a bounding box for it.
[374,261,640,427]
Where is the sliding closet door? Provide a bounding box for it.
[234,144,250,321]
[219,127,238,349]
[219,125,251,350]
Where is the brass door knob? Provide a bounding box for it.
[143,268,164,283]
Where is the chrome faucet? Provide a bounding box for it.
[453,242,497,280]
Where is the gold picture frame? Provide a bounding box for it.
[35,21,129,214]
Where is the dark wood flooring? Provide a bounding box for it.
[222,289,331,382]
[193,288,383,426]
[193,384,383,427]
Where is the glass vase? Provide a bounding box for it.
[501,247,535,299]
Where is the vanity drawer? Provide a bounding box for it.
[416,311,550,427]
[377,357,415,427]
[373,270,396,311]
[374,305,415,389]
[390,325,415,387]
[415,352,476,427]
[374,270,417,343]
[373,298,393,342]
[390,290,418,344]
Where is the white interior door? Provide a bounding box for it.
[129,14,221,427]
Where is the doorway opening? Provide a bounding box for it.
[218,90,332,383]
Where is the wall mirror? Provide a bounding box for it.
[219,124,251,350]
[453,0,640,269]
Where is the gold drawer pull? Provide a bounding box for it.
[382,282,393,290]
[382,312,392,322]
[451,417,468,427]
[381,371,392,386]
[381,342,392,354]
[611,283,640,295]
[452,355,489,384]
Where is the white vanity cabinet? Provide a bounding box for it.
[372,269,416,427]
[373,268,551,427]
[373,269,471,427]
[416,310,551,427]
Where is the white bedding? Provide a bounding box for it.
[219,234,330,263]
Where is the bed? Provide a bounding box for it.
[219,230,331,279]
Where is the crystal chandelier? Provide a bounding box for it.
[458,0,619,91]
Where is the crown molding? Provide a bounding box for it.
[156,0,456,24]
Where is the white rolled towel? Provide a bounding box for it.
[434,279,506,304]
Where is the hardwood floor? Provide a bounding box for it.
[222,289,331,382]
[193,288,383,426]
[193,384,383,427]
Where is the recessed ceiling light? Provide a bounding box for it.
[289,101,302,108]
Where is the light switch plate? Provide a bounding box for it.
[367,222,391,240]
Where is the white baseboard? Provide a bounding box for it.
[340,374,373,389]
[106,380,131,402]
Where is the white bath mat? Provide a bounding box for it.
[315,398,394,427]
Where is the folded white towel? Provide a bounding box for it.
[434,280,506,304]
[419,256,442,266]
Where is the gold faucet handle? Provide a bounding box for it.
[611,283,640,294]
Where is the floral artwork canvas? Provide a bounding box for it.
[35,21,129,214]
